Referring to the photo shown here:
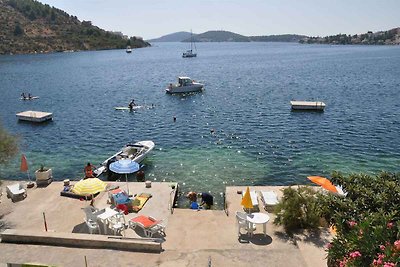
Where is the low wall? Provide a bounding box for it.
[1,229,162,253]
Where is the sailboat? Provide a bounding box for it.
[182,31,197,58]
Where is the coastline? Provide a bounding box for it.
[0,180,330,266]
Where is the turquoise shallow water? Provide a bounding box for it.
[0,42,399,207]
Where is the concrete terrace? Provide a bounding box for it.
[0,181,331,266]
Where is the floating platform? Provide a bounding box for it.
[16,110,53,122]
[290,101,326,111]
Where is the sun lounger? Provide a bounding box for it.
[6,183,27,202]
[60,186,98,200]
[259,191,279,211]
[131,193,152,212]
[128,215,165,237]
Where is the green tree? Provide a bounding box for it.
[13,24,24,36]
[0,122,19,164]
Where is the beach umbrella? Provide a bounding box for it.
[241,186,253,213]
[72,178,107,196]
[20,154,33,186]
[307,176,338,193]
[109,159,139,195]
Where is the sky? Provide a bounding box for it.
[39,0,400,40]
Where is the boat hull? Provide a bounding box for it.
[93,140,155,177]
[166,83,203,94]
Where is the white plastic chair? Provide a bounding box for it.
[82,206,105,222]
[6,183,27,202]
[108,213,125,235]
[85,219,100,234]
[235,211,250,237]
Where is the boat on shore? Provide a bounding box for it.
[166,77,204,94]
[93,140,155,177]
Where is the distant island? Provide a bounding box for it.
[148,30,307,43]
[149,28,400,45]
[300,28,400,45]
[0,0,150,55]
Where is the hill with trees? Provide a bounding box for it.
[183,30,250,42]
[300,28,400,45]
[147,31,192,42]
[151,30,307,43]
[249,34,307,42]
[0,0,150,55]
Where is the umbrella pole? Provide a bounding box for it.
[126,174,129,195]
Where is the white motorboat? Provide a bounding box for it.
[166,77,204,94]
[93,140,155,177]
[126,46,132,53]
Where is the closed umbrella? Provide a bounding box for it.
[109,159,139,195]
[20,154,33,187]
[241,186,253,213]
[72,178,107,196]
[307,176,338,193]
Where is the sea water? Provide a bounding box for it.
[0,42,399,208]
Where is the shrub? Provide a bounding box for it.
[274,186,321,232]
[320,172,400,266]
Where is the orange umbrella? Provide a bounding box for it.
[20,154,28,172]
[307,176,338,193]
[241,186,253,211]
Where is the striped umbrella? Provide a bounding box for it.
[109,159,140,195]
[72,178,107,196]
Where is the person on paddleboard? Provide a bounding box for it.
[128,99,136,110]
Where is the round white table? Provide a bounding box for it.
[247,212,270,236]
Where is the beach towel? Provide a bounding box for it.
[131,193,152,212]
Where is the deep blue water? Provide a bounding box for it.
[1,42,399,207]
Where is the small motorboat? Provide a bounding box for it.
[93,141,155,177]
[166,77,204,94]
[20,96,39,100]
[126,46,132,53]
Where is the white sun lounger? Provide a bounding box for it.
[259,191,279,211]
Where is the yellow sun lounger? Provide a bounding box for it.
[131,193,152,212]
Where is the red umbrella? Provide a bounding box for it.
[307,176,338,193]
[20,154,28,172]
[20,154,33,186]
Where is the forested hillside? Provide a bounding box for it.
[0,0,150,55]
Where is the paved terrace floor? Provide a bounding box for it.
[0,181,331,266]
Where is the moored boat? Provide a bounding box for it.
[93,140,155,177]
[126,46,132,53]
[166,77,204,94]
[290,100,326,111]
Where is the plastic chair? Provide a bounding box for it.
[108,213,125,235]
[85,218,99,234]
[235,211,250,237]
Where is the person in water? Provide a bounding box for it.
[84,162,95,178]
[128,99,136,110]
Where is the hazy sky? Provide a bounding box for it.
[40,0,399,39]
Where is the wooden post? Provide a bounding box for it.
[43,212,48,232]
[84,256,88,267]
